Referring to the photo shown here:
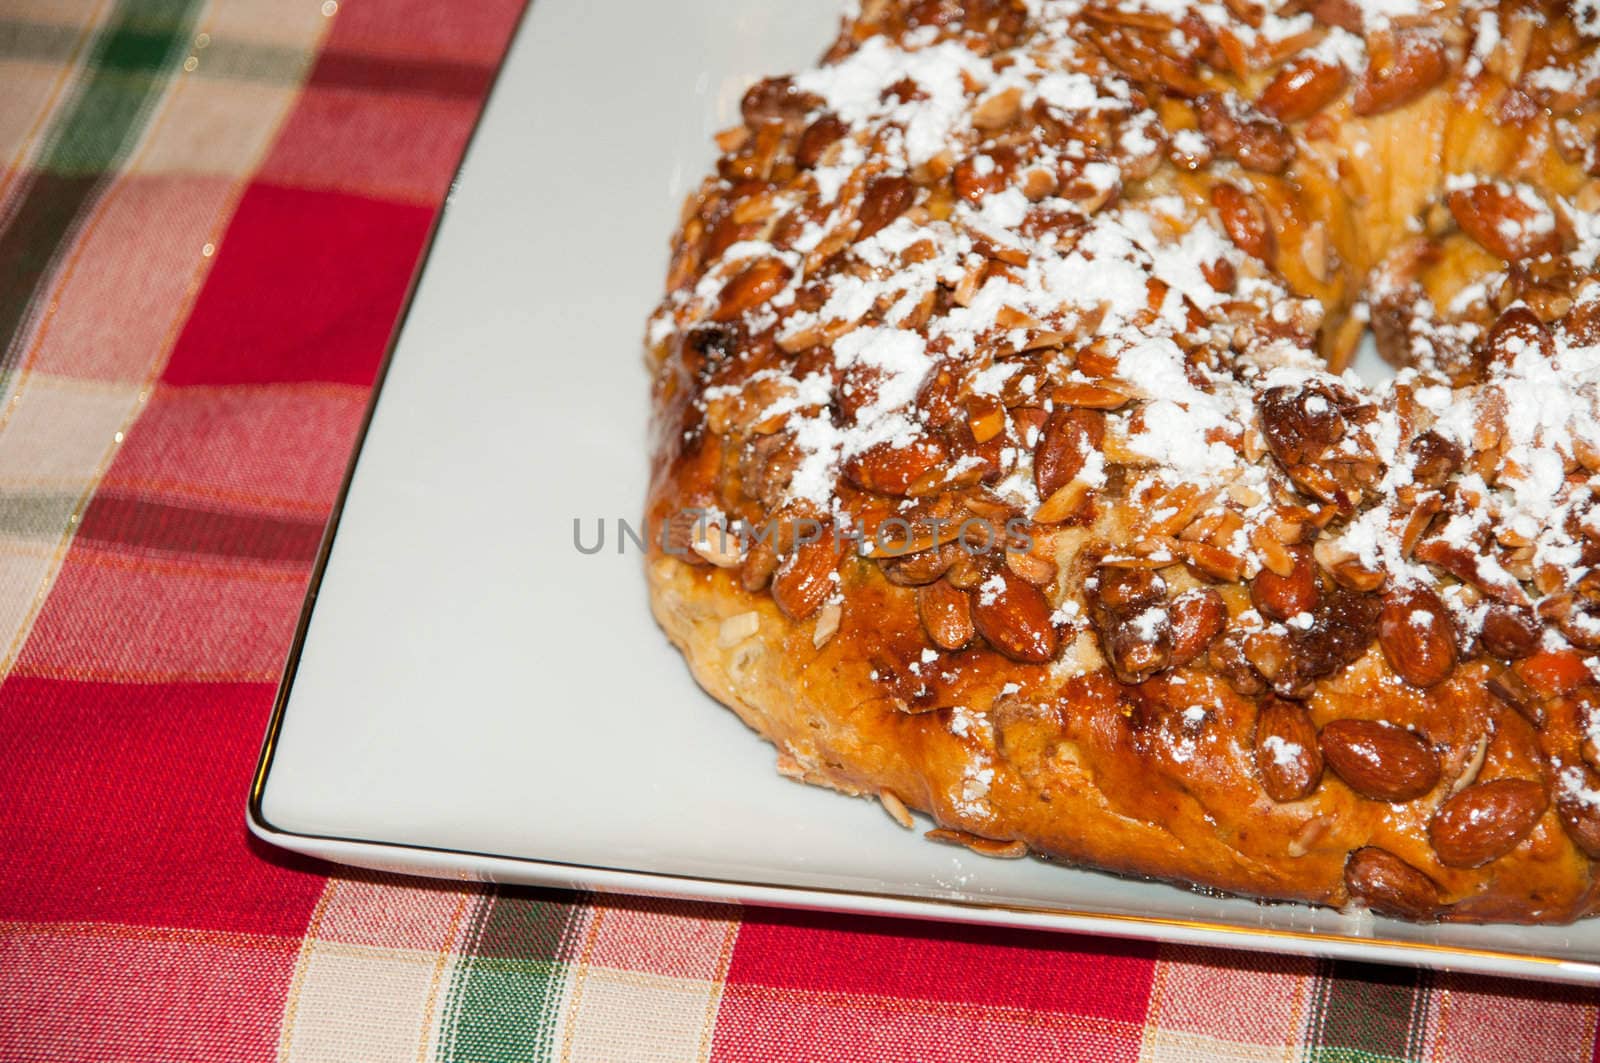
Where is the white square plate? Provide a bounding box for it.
[249,0,1600,984]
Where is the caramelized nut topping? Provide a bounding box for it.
[1351,30,1448,117]
[1034,408,1103,498]
[858,175,916,240]
[1088,566,1176,683]
[1250,545,1319,621]
[1480,604,1541,660]
[647,0,1600,922]
[1405,430,1462,488]
[795,112,845,168]
[1167,588,1226,667]
[1428,779,1547,868]
[1448,184,1563,263]
[1254,696,1323,802]
[1195,92,1295,173]
[1320,719,1441,802]
[1259,382,1349,467]
[712,258,791,322]
[1210,182,1275,262]
[1556,765,1600,859]
[1343,847,1444,921]
[1258,56,1347,123]
[1377,586,1457,688]
[972,567,1059,664]
[919,579,976,650]
[771,534,841,621]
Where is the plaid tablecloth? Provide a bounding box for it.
[1,2,1597,1059]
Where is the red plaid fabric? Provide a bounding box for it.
[1,2,1597,1059]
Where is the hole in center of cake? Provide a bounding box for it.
[1346,331,1397,388]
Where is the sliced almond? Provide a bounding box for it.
[1034,479,1092,524]
[926,828,1028,859]
[812,600,842,648]
[718,611,761,648]
[692,523,745,567]
[878,789,915,829]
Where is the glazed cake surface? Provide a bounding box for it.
[645,0,1600,922]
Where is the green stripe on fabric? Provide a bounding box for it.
[0,0,201,370]
[1303,960,1429,1062]
[0,17,312,86]
[436,890,587,1062]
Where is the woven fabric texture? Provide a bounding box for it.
[0,2,1596,1059]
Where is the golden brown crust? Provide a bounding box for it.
[650,555,1600,921]
[644,0,1600,922]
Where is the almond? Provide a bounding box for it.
[1479,603,1541,660]
[1199,256,1235,292]
[711,257,791,322]
[972,86,1023,130]
[1168,588,1225,667]
[1428,779,1547,868]
[843,436,948,496]
[1051,382,1132,410]
[1257,381,1348,465]
[690,522,744,567]
[1194,92,1295,174]
[926,828,1028,859]
[1033,479,1092,524]
[1243,629,1291,683]
[972,567,1059,664]
[796,112,846,169]
[966,395,1005,444]
[882,542,959,586]
[1254,696,1323,802]
[1487,667,1544,727]
[739,536,780,592]
[1259,56,1348,123]
[812,600,842,648]
[1352,30,1448,117]
[1310,0,1363,31]
[1343,846,1443,921]
[919,579,975,651]
[1554,592,1600,650]
[1406,429,1463,487]
[1556,768,1600,859]
[1475,304,1555,375]
[1250,544,1319,621]
[857,175,915,240]
[1320,718,1441,802]
[1183,540,1245,582]
[1377,586,1457,688]
[1005,548,1058,587]
[770,533,841,621]
[1447,183,1562,263]
[953,152,1008,204]
[1211,182,1275,263]
[740,75,811,126]
[1034,408,1103,497]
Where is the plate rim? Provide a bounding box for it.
[246,3,1600,987]
[247,815,1600,984]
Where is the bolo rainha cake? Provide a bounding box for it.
[645,0,1600,922]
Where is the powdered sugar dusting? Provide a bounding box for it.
[651,0,1600,680]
